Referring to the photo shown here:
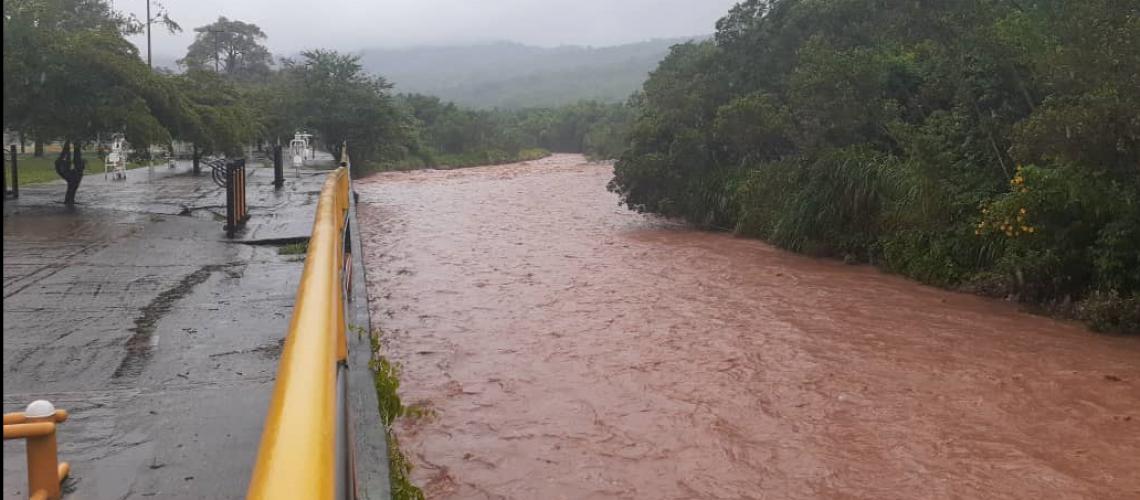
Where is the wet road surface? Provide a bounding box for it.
[3,161,329,498]
[357,154,1140,499]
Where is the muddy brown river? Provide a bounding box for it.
[357,154,1139,499]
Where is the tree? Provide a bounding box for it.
[179,17,272,81]
[274,50,413,164]
[3,0,195,204]
[4,0,134,157]
[170,70,261,173]
[394,93,631,165]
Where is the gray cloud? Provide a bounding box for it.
[118,0,739,60]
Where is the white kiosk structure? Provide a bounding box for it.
[105,134,128,180]
[289,132,314,170]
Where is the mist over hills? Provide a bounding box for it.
[152,37,704,108]
[357,37,704,109]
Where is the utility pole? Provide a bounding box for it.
[146,0,152,68]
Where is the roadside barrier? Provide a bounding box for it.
[4,145,18,199]
[209,158,250,237]
[4,400,70,500]
[247,146,355,499]
[273,145,285,189]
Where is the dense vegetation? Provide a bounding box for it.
[253,49,415,165]
[358,39,695,109]
[385,95,632,170]
[609,0,1140,332]
[250,37,640,173]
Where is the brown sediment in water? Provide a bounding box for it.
[356,154,1140,500]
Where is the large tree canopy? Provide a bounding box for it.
[4,4,275,184]
[260,50,415,163]
[179,17,273,81]
[609,0,1140,331]
[171,70,261,158]
[3,0,196,150]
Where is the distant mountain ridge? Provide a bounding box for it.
[357,37,706,109]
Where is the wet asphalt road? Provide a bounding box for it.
[3,160,329,498]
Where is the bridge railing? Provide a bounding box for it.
[247,147,355,499]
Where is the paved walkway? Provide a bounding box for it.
[3,156,385,499]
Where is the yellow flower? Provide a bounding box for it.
[1019,207,1027,215]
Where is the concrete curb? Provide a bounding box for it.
[346,187,392,499]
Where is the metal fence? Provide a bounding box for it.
[247,149,355,499]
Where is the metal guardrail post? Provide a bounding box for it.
[9,145,19,199]
[237,163,246,223]
[243,165,250,222]
[4,400,70,500]
[274,145,284,189]
[334,365,350,500]
[226,162,237,238]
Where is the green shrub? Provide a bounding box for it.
[736,147,894,258]
[368,148,551,173]
[880,228,998,288]
[1077,291,1140,334]
[367,330,425,499]
[978,164,1132,302]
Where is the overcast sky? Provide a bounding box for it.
[116,0,739,59]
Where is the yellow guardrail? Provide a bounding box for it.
[247,149,353,499]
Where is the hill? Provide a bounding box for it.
[357,38,703,109]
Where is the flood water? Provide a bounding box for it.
[356,154,1140,500]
